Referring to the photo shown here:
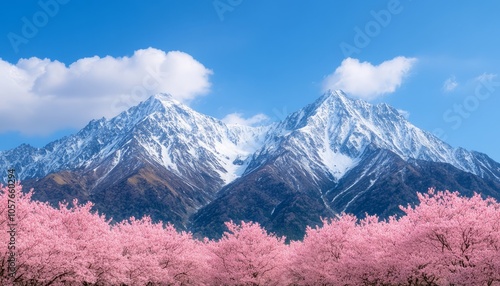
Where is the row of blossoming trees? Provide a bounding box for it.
[1,183,500,285]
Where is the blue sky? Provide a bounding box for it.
[1,1,500,161]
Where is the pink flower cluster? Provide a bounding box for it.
[1,184,500,285]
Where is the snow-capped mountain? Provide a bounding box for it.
[192,91,500,239]
[3,94,268,227]
[246,90,500,181]
[2,94,267,185]
[3,91,500,239]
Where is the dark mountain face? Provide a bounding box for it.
[191,145,500,241]
[325,147,500,219]
[22,133,224,228]
[4,91,500,240]
[22,157,219,229]
[190,159,336,241]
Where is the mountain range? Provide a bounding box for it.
[3,90,500,240]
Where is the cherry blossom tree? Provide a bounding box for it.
[56,199,128,285]
[116,216,208,285]
[0,184,83,285]
[288,214,395,285]
[394,189,500,285]
[206,221,290,286]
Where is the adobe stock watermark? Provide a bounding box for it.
[340,0,406,58]
[433,75,500,141]
[7,0,70,54]
[213,0,243,21]
[110,65,169,115]
[272,106,289,122]
[6,169,17,278]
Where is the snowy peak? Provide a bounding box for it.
[125,95,269,182]
[308,90,409,133]
[308,91,444,158]
[0,94,267,186]
[280,90,404,133]
[92,94,270,186]
[256,90,498,181]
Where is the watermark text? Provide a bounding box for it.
[6,168,17,278]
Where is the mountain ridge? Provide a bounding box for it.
[3,90,500,239]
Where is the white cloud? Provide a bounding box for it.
[442,76,458,92]
[0,48,212,135]
[322,56,417,101]
[397,109,410,119]
[221,113,269,126]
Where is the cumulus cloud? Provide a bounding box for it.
[322,56,417,101]
[221,113,269,126]
[0,48,212,135]
[442,76,458,92]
